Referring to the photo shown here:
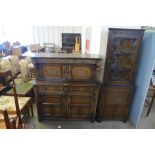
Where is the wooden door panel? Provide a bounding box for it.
[102,86,133,106]
[36,64,66,80]
[70,104,91,118]
[69,95,92,105]
[69,64,96,81]
[39,94,65,117]
[41,104,63,117]
[102,105,129,118]
[97,85,133,119]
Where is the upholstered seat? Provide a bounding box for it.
[0,94,32,129]
[0,95,31,114]
[0,113,17,129]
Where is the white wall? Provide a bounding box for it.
[0,26,33,45]
[32,26,83,47]
[99,27,108,57]
[85,27,101,55]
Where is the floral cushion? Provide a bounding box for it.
[9,56,20,74]
[19,59,31,82]
[0,96,31,113]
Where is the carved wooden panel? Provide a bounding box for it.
[41,104,63,117]
[112,38,139,54]
[110,55,137,69]
[104,28,144,84]
[102,105,129,118]
[110,70,133,82]
[101,86,133,106]
[97,85,133,119]
[39,94,65,118]
[70,104,91,118]
[36,64,66,80]
[35,63,98,82]
[69,64,96,81]
[68,94,93,118]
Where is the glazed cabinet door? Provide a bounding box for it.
[104,29,144,85]
[35,63,68,81]
[98,85,133,120]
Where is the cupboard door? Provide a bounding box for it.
[101,105,129,119]
[67,94,94,119]
[68,64,96,82]
[35,63,67,81]
[98,85,133,119]
[39,93,66,118]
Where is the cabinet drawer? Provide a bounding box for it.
[38,85,64,92]
[69,86,97,93]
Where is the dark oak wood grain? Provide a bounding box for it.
[97,28,144,121]
[30,54,102,121]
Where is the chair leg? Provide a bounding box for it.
[146,92,155,116]
[29,99,34,117]
[26,106,30,117]
[3,110,10,129]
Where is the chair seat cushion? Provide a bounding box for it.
[0,96,31,113]
[0,121,6,129]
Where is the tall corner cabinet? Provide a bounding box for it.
[97,28,144,121]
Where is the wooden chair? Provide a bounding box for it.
[0,85,34,129]
[0,70,34,129]
[1,109,16,129]
[144,82,155,116]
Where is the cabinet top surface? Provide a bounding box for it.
[22,51,103,59]
[108,28,145,31]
